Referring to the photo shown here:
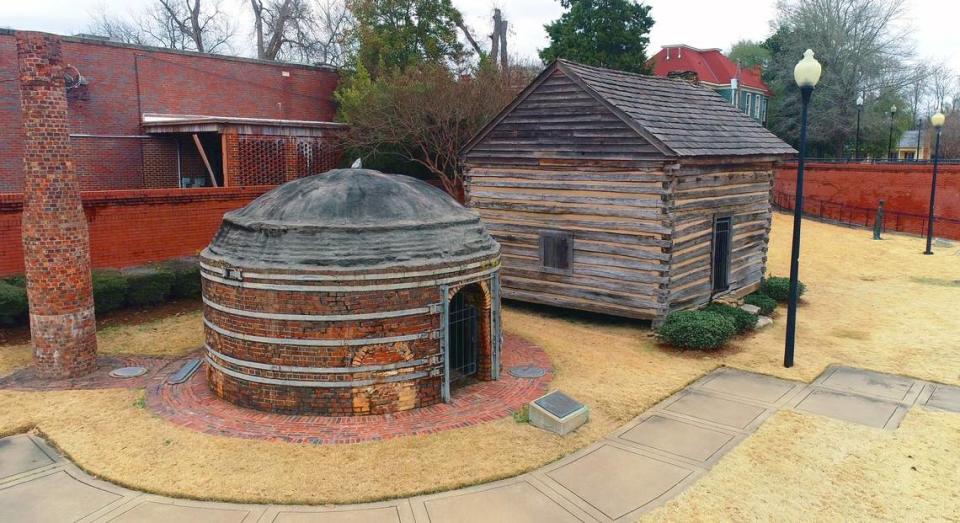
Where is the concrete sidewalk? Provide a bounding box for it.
[2,366,957,522]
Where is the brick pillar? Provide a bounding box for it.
[17,32,97,378]
[222,131,239,187]
[283,138,299,182]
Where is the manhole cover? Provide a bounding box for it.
[508,365,546,378]
[109,366,148,379]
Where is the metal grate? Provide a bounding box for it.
[447,290,479,386]
[712,216,732,292]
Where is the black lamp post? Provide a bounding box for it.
[915,117,923,161]
[924,111,946,255]
[887,104,897,160]
[855,95,863,160]
[784,49,822,369]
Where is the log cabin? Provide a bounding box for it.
[460,59,796,324]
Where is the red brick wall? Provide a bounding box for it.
[774,162,960,240]
[0,186,273,277]
[0,30,340,192]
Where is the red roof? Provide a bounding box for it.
[649,45,771,96]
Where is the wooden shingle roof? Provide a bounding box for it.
[462,60,796,159]
[558,60,796,157]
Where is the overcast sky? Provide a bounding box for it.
[1,0,957,72]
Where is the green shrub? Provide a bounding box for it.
[761,276,806,302]
[123,265,175,307]
[744,292,777,316]
[0,281,28,326]
[92,270,128,314]
[703,303,758,334]
[3,275,26,288]
[657,310,737,350]
[164,259,202,300]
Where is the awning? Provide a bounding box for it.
[141,113,346,137]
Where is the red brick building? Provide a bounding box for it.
[0,29,344,193]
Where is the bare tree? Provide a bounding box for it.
[489,9,507,71]
[767,0,917,155]
[929,63,957,112]
[250,0,352,64]
[336,63,520,196]
[154,0,234,53]
[87,8,149,45]
[86,0,234,53]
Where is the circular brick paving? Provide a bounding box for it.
[0,356,177,391]
[146,334,552,444]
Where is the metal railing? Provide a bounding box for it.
[771,190,960,238]
[792,158,960,165]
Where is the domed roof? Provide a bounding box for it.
[203,169,500,271]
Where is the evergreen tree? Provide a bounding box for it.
[539,0,654,74]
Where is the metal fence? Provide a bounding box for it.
[797,158,960,165]
[771,190,960,238]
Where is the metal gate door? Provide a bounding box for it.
[712,216,732,292]
[447,290,479,386]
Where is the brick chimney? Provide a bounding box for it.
[17,31,97,378]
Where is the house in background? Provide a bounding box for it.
[461,60,795,324]
[649,45,772,125]
[895,129,930,160]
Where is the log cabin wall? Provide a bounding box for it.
[463,69,674,320]
[665,157,778,312]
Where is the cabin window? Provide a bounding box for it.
[539,231,573,273]
[712,217,732,292]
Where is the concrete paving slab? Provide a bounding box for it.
[546,444,692,520]
[107,501,252,522]
[819,366,919,403]
[663,391,767,430]
[696,369,799,405]
[794,389,904,428]
[269,507,405,523]
[0,471,121,523]
[925,384,960,413]
[618,415,735,463]
[421,481,584,523]
[0,435,55,479]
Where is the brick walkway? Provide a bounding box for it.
[4,366,958,522]
[0,356,179,391]
[146,334,553,444]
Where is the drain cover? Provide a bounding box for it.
[109,366,148,378]
[508,365,546,378]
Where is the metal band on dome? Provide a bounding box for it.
[199,258,498,282]
[200,265,500,292]
[206,356,429,388]
[202,297,438,321]
[205,345,428,374]
[204,318,437,346]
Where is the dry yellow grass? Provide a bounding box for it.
[0,309,203,377]
[0,213,957,505]
[645,409,960,521]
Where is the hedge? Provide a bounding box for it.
[657,310,737,350]
[703,303,758,334]
[122,265,176,308]
[761,276,806,302]
[92,270,128,314]
[744,292,777,315]
[164,259,202,300]
[0,281,28,326]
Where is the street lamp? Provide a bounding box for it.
[887,104,897,160]
[784,49,821,369]
[915,116,923,161]
[855,94,863,160]
[924,111,946,255]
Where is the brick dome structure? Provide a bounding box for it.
[200,169,502,415]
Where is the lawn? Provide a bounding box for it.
[0,213,958,509]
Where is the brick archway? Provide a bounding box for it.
[445,280,496,400]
